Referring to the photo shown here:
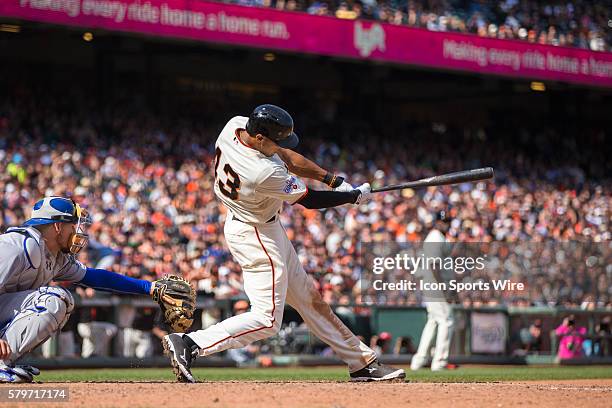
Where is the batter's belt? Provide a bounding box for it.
[231,213,278,225]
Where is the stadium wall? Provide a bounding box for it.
[25,298,612,368]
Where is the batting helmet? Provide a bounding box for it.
[246,104,299,149]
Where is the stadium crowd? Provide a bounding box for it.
[226,0,611,51]
[1,95,610,312]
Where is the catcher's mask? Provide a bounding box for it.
[67,201,91,254]
[24,196,92,254]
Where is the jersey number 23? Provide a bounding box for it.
[214,147,241,200]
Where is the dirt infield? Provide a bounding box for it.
[1,379,611,408]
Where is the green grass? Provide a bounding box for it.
[37,366,612,383]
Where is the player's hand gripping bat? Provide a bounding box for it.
[371,167,494,193]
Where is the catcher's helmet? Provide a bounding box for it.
[246,104,299,149]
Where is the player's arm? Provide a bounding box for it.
[257,166,371,209]
[74,268,195,332]
[296,188,362,209]
[77,267,153,295]
[274,147,348,189]
[52,255,152,295]
[77,267,195,332]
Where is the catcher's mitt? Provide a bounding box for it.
[151,275,196,332]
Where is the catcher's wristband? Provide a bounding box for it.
[323,172,344,188]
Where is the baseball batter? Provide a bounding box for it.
[0,197,194,383]
[163,104,406,382]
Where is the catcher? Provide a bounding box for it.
[0,197,195,383]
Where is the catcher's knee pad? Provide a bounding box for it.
[38,286,74,314]
[35,287,74,328]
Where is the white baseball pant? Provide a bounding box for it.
[410,301,454,371]
[77,322,118,358]
[188,216,376,372]
[121,328,154,358]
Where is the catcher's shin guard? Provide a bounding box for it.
[1,287,73,364]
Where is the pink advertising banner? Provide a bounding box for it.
[2,0,612,87]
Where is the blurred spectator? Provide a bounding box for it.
[393,336,416,355]
[592,316,611,357]
[519,319,543,353]
[119,274,157,358]
[121,306,156,358]
[370,331,393,357]
[555,314,587,360]
[75,288,118,358]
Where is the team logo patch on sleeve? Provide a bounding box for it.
[284,176,297,193]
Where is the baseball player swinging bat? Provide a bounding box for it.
[371,167,494,193]
[163,104,407,383]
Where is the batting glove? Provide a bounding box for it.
[333,180,353,193]
[353,183,371,205]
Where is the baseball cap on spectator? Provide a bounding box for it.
[436,210,450,222]
[330,275,344,286]
[74,186,87,197]
[379,332,392,341]
[219,266,231,276]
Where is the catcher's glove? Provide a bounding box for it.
[151,275,196,332]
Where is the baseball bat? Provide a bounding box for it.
[371,167,494,193]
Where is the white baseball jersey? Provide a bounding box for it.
[213,116,307,223]
[0,226,86,296]
[188,115,378,373]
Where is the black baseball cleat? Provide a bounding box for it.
[162,333,196,383]
[349,360,407,382]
